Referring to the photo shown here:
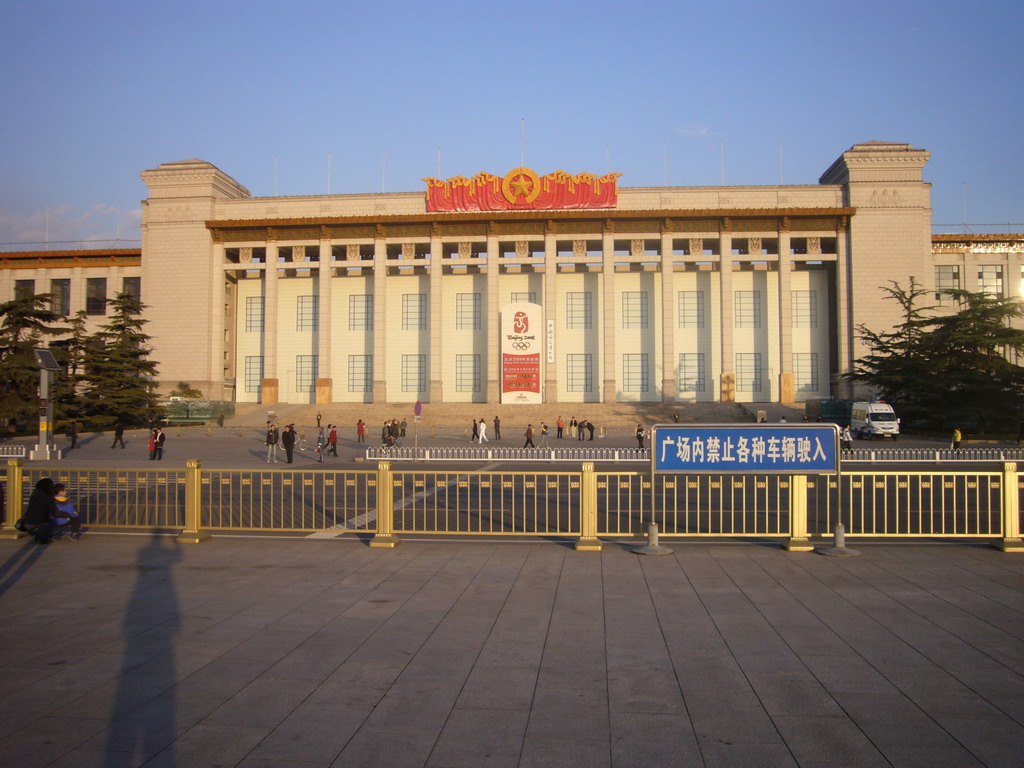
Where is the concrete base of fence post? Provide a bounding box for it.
[634,523,673,556]
[575,537,603,551]
[815,524,861,557]
[995,538,1024,553]
[369,535,400,548]
[176,530,211,544]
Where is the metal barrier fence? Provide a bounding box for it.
[1,459,1021,552]
[366,445,649,462]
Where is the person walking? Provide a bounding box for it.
[523,424,535,448]
[110,421,126,449]
[951,427,962,452]
[556,416,564,439]
[841,425,853,452]
[356,419,366,443]
[471,419,479,442]
[635,424,646,451]
[282,424,296,463]
[328,425,338,456]
[478,418,488,443]
[66,422,78,450]
[539,422,550,448]
[493,415,501,440]
[315,427,325,462]
[266,422,279,462]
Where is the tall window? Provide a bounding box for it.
[14,279,34,300]
[348,355,372,392]
[935,265,961,306]
[793,353,818,392]
[566,353,592,392]
[736,353,763,392]
[297,295,319,331]
[402,293,427,330]
[678,290,704,328]
[456,293,481,330]
[244,356,264,393]
[50,279,71,316]
[456,354,481,392]
[622,291,648,329]
[122,276,141,301]
[349,294,373,330]
[678,353,706,392]
[622,353,649,393]
[734,291,761,328]
[86,278,107,315]
[979,265,1003,297]
[791,291,817,328]
[402,355,426,392]
[511,292,536,303]
[566,292,592,329]
[245,296,264,331]
[295,355,318,393]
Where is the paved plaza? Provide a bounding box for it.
[1,534,1023,767]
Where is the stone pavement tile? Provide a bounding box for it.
[930,715,1024,768]
[244,701,369,764]
[886,671,1008,718]
[698,741,798,768]
[455,665,539,711]
[360,676,462,735]
[316,660,407,706]
[263,639,360,681]
[222,627,312,665]
[420,617,497,652]
[744,671,845,718]
[426,707,529,768]
[142,723,268,768]
[608,712,702,768]
[0,715,109,768]
[690,707,783,746]
[201,675,321,728]
[475,614,552,668]
[236,759,330,768]
[607,668,686,715]
[771,715,889,768]
[525,687,609,743]
[168,654,270,700]
[330,729,438,768]
[78,692,221,753]
[518,737,610,768]
[671,653,756,698]
[800,654,896,695]
[880,744,986,768]
[833,692,957,746]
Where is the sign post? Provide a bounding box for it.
[32,349,62,461]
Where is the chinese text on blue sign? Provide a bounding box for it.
[653,425,839,474]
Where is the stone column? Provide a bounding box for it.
[486,233,500,403]
[718,230,734,402]
[660,232,676,402]
[601,231,616,403]
[211,243,226,400]
[372,237,387,403]
[544,232,558,401]
[835,225,852,398]
[777,231,794,403]
[316,238,333,404]
[261,240,280,404]
[429,236,443,402]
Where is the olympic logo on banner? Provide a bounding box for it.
[512,341,532,351]
[514,312,529,333]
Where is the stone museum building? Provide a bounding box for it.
[3,140,1021,406]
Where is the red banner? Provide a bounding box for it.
[502,353,541,394]
[424,167,622,212]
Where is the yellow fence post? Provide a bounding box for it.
[177,459,210,543]
[997,462,1023,552]
[370,461,399,548]
[0,458,24,539]
[785,474,813,551]
[576,462,603,551]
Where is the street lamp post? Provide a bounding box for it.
[32,348,62,461]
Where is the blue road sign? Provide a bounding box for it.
[652,423,840,474]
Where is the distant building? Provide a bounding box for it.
[5,141,1018,405]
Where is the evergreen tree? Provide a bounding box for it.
[51,310,90,427]
[80,293,163,428]
[0,294,66,431]
[850,280,1024,430]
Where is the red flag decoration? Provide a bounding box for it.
[424,167,622,212]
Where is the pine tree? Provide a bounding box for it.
[0,294,66,431]
[80,293,163,428]
[850,279,1024,430]
[51,310,90,427]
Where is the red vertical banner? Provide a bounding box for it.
[501,304,543,404]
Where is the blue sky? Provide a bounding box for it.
[2,0,1022,250]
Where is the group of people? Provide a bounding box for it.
[265,422,340,463]
[381,419,407,447]
[521,418,597,448]
[469,417,500,442]
[17,478,81,544]
[147,427,166,460]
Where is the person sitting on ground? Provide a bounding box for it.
[53,483,82,540]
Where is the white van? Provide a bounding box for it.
[850,401,900,440]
